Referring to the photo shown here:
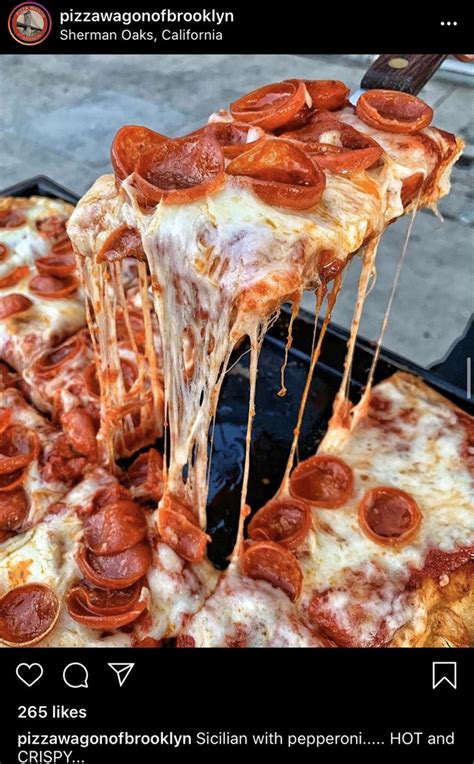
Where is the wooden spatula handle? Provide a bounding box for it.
[361,54,448,95]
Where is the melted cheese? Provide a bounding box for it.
[298,373,474,646]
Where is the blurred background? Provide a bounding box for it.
[1,53,472,367]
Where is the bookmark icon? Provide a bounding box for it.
[107,662,135,687]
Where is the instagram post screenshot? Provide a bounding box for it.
[0,2,472,762]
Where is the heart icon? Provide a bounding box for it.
[16,663,44,687]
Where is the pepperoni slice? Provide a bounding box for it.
[0,488,28,530]
[283,119,383,174]
[83,363,100,399]
[0,468,27,493]
[0,209,27,228]
[111,125,168,180]
[241,541,303,601]
[290,454,354,508]
[0,243,10,261]
[301,80,349,111]
[134,135,225,206]
[128,448,164,503]
[247,497,312,550]
[32,334,85,379]
[36,216,68,241]
[61,408,98,460]
[158,497,209,563]
[0,265,29,290]
[0,584,59,646]
[356,90,433,134]
[96,225,145,263]
[0,426,39,474]
[199,122,265,158]
[51,238,74,256]
[0,408,11,432]
[227,139,326,210]
[358,486,422,546]
[29,274,79,298]
[36,252,76,277]
[230,80,307,131]
[67,581,148,629]
[83,499,148,555]
[0,294,33,320]
[76,541,152,589]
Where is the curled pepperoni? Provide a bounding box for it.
[0,209,27,228]
[283,119,383,174]
[0,426,39,474]
[241,541,303,601]
[0,584,59,646]
[0,244,10,261]
[51,238,74,256]
[0,294,33,320]
[29,274,79,298]
[36,252,76,277]
[61,408,98,460]
[198,122,265,158]
[247,497,312,550]
[83,363,100,399]
[227,139,326,210]
[230,80,307,132]
[97,225,145,264]
[76,541,152,589]
[83,499,148,555]
[32,334,85,379]
[0,488,28,530]
[158,497,209,563]
[0,468,27,493]
[111,125,168,180]
[67,581,148,629]
[356,90,433,134]
[290,454,353,508]
[358,486,422,546]
[135,135,225,206]
[301,80,349,111]
[0,266,29,290]
[0,408,11,431]
[128,448,164,503]
[36,216,68,241]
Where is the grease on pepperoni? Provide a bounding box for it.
[29,274,80,299]
[36,252,77,277]
[128,448,164,503]
[301,79,349,111]
[356,90,433,134]
[77,541,152,589]
[0,243,10,261]
[32,334,85,379]
[0,209,27,229]
[241,540,303,601]
[358,486,422,546]
[199,122,265,158]
[227,139,326,210]
[0,468,27,494]
[111,125,168,180]
[134,134,225,206]
[0,294,33,320]
[83,499,148,555]
[0,425,39,474]
[0,584,59,646]
[247,497,312,549]
[158,497,209,563]
[67,581,148,629]
[290,454,353,508]
[36,216,68,241]
[0,488,28,530]
[230,80,307,132]
[61,408,98,460]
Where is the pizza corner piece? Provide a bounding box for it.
[0,78,472,648]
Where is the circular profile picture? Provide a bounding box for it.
[8,3,51,46]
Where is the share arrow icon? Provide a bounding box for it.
[108,663,135,687]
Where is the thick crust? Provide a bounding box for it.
[391,563,474,647]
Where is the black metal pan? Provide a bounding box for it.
[2,176,472,568]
